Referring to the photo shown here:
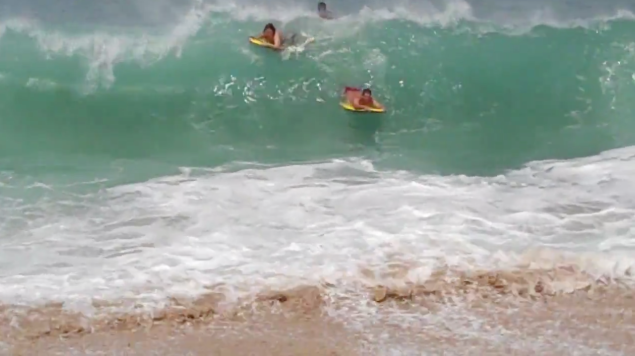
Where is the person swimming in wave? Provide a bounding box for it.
[343,87,384,111]
[318,2,334,19]
[256,23,296,50]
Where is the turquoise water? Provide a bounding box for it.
[1,3,635,329]
[2,11,635,186]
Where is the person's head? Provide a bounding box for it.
[263,23,276,37]
[360,88,373,104]
[318,2,326,12]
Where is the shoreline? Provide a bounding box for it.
[3,267,635,355]
[7,290,635,355]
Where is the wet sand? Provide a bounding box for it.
[3,268,635,355]
[11,317,358,356]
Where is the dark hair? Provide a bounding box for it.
[362,88,372,95]
[318,2,326,10]
[263,23,276,33]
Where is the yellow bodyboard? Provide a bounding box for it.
[249,36,315,50]
[339,101,385,113]
[249,36,276,48]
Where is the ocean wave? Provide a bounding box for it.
[1,8,635,174]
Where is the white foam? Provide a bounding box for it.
[0,146,634,307]
[0,2,213,93]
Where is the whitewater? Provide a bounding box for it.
[1,0,635,354]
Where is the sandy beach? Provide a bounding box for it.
[3,267,634,355]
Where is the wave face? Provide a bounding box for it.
[1,1,635,178]
[1,0,635,333]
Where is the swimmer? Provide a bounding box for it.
[318,2,334,19]
[255,23,297,50]
[256,23,283,49]
[343,87,384,111]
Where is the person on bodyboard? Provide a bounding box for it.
[318,2,335,19]
[254,23,297,50]
[343,87,384,111]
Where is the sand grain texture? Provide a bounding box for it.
[3,270,635,355]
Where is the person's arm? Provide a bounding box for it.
[273,32,283,49]
[372,99,384,110]
[352,98,370,110]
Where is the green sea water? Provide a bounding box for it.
[1,14,635,188]
[2,4,635,332]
